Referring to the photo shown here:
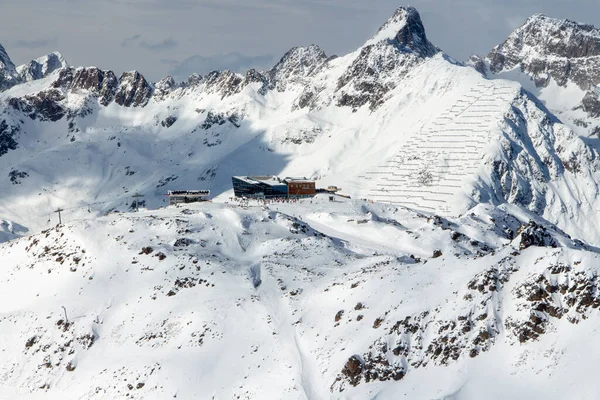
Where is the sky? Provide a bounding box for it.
[0,0,598,82]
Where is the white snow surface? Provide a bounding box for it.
[1,197,599,399]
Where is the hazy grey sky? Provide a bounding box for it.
[0,0,598,82]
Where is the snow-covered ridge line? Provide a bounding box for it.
[1,200,599,399]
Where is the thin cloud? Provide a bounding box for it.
[14,38,57,50]
[169,52,275,80]
[121,34,176,52]
[160,58,179,65]
[121,34,142,47]
[139,38,177,52]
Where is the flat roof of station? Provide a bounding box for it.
[233,176,286,187]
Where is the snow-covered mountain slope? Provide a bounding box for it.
[1,198,599,399]
[471,14,600,136]
[4,6,600,399]
[1,6,600,246]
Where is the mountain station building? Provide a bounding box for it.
[168,190,210,205]
[232,176,316,199]
[232,176,288,199]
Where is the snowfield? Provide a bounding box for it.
[1,197,600,399]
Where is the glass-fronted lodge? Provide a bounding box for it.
[232,176,288,199]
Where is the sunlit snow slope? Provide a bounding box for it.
[1,198,600,399]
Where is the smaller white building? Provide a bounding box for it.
[167,190,210,205]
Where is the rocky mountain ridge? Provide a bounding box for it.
[472,13,600,130]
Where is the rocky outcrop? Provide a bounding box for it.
[8,89,66,122]
[517,221,558,250]
[203,70,243,98]
[242,69,269,95]
[71,67,118,106]
[508,264,600,342]
[580,90,600,118]
[372,6,438,57]
[0,120,20,157]
[187,73,202,87]
[17,52,67,82]
[332,255,518,392]
[483,14,600,118]
[153,76,178,100]
[0,44,19,91]
[268,45,328,91]
[114,71,153,107]
[334,6,438,111]
[487,14,600,90]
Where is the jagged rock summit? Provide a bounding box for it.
[473,13,600,126]
[487,14,600,89]
[0,45,68,90]
[0,44,18,91]
[366,6,438,57]
[17,52,67,82]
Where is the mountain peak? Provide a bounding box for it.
[487,12,600,89]
[0,44,16,73]
[521,13,598,33]
[16,51,67,83]
[366,6,437,57]
[0,44,18,90]
[268,45,328,91]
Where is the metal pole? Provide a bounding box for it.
[132,193,144,212]
[54,208,64,225]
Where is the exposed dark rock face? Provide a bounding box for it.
[468,55,487,75]
[332,256,518,392]
[154,76,178,99]
[508,264,600,342]
[9,89,66,121]
[200,111,241,130]
[0,120,20,156]
[488,15,600,88]
[517,221,558,250]
[71,67,118,106]
[114,71,153,107]
[335,7,438,111]
[204,70,243,98]
[485,14,600,117]
[268,45,328,92]
[382,6,438,57]
[242,69,269,95]
[161,116,177,128]
[0,44,19,91]
[187,73,202,87]
[52,67,75,89]
[580,90,600,118]
[340,356,364,386]
[9,169,28,184]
